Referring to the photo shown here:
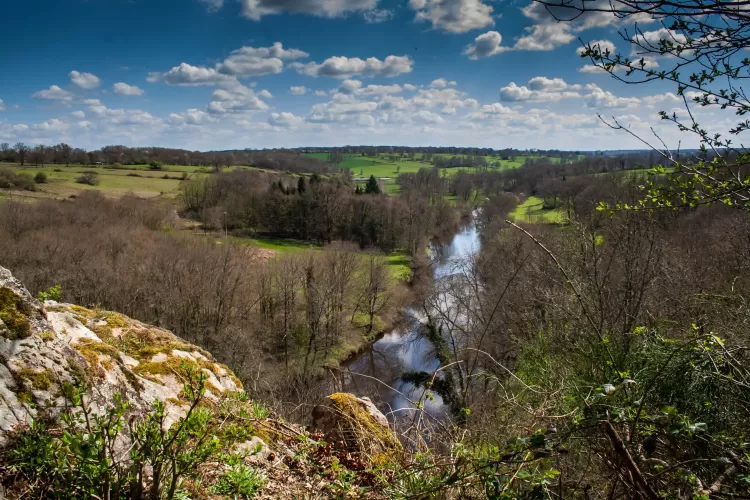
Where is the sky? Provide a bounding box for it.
[0,0,729,151]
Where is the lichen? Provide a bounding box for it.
[16,368,55,391]
[0,287,32,340]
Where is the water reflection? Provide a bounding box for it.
[342,217,480,419]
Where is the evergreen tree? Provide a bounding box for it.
[365,175,381,195]
[297,176,306,194]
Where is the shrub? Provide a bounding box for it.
[34,172,48,184]
[0,169,36,191]
[53,168,62,172]
[149,161,164,171]
[76,171,100,186]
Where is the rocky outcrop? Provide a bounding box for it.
[0,267,242,445]
[0,265,400,498]
[312,393,403,460]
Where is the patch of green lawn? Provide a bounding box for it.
[509,195,567,224]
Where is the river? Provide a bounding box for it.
[338,217,481,420]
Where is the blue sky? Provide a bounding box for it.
[0,0,721,150]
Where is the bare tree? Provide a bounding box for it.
[31,145,48,167]
[535,0,750,210]
[14,142,28,166]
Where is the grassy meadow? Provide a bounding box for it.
[509,195,567,225]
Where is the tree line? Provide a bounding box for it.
[181,170,460,255]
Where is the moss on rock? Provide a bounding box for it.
[0,287,32,340]
[16,368,56,391]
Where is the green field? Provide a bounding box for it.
[5,165,203,198]
[509,196,567,225]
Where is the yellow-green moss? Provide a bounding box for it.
[16,368,55,391]
[74,338,121,377]
[328,393,402,453]
[70,305,93,317]
[134,356,201,378]
[0,287,32,340]
[39,330,55,341]
[17,391,33,405]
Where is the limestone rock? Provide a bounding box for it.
[0,265,242,443]
[312,393,402,457]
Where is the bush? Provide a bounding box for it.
[0,169,36,191]
[149,161,164,171]
[76,171,100,186]
[34,172,48,184]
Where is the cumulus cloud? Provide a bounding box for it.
[85,101,162,126]
[314,89,329,96]
[464,31,507,59]
[576,39,616,57]
[69,71,101,89]
[500,77,582,102]
[410,0,494,33]
[430,78,457,88]
[513,0,640,52]
[147,63,235,86]
[269,112,306,127]
[113,82,145,96]
[32,85,74,102]
[208,83,270,114]
[71,110,86,118]
[33,118,71,133]
[363,8,394,23]
[583,83,640,108]
[633,28,687,50]
[169,108,218,126]
[241,0,378,20]
[290,86,308,95]
[291,55,413,78]
[148,43,308,86]
[216,42,308,76]
[514,23,574,51]
[467,102,513,120]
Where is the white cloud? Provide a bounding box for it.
[208,83,270,114]
[364,8,394,23]
[404,84,417,91]
[217,42,308,77]
[112,82,145,96]
[576,39,616,57]
[642,92,681,107]
[0,99,4,112]
[169,108,218,126]
[413,110,445,124]
[32,85,74,102]
[500,77,582,102]
[464,31,507,59]
[148,63,235,86]
[314,89,329,96]
[33,118,71,133]
[633,28,687,51]
[583,83,640,109]
[290,86,308,95]
[269,112,305,127]
[514,23,574,51]
[199,0,224,11]
[71,110,86,118]
[467,102,513,120]
[430,78,457,88]
[149,42,308,86]
[85,101,162,126]
[291,55,413,78]
[410,0,494,33]
[338,79,362,94]
[514,0,638,52]
[69,71,101,89]
[240,0,377,20]
[82,99,102,106]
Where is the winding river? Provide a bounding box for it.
[339,218,481,420]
